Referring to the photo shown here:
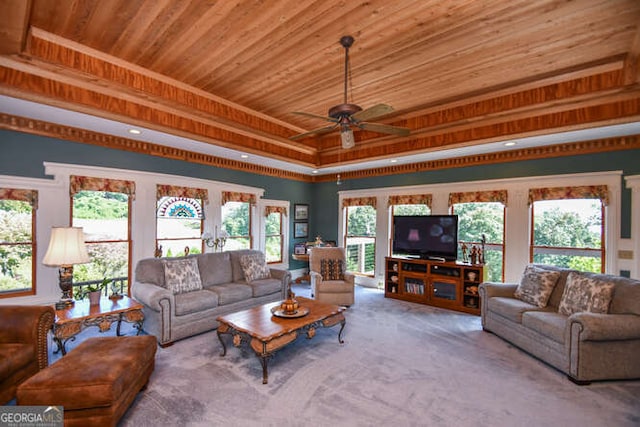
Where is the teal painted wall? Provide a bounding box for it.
[311,149,640,240]
[2,130,639,248]
[0,130,313,269]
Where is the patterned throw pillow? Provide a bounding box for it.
[163,258,202,295]
[558,272,615,316]
[240,253,271,283]
[320,258,345,281]
[514,265,561,308]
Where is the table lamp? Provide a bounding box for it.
[43,227,90,308]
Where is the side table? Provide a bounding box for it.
[52,296,144,355]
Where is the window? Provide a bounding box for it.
[71,176,134,295]
[343,197,377,276]
[156,185,207,257]
[388,194,432,255]
[0,189,37,297]
[221,191,256,250]
[450,191,507,282]
[222,202,251,250]
[530,185,606,273]
[264,206,285,263]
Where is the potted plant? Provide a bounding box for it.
[76,277,111,305]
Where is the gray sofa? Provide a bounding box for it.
[479,264,640,384]
[132,250,290,347]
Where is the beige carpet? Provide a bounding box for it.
[53,284,640,426]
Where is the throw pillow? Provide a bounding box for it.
[514,265,561,308]
[558,272,615,316]
[320,258,345,281]
[240,253,271,283]
[163,257,202,295]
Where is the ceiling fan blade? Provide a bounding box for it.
[292,111,339,123]
[289,124,339,140]
[351,104,395,122]
[358,121,410,137]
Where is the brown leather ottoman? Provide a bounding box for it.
[17,335,156,427]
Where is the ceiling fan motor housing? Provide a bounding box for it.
[328,103,362,120]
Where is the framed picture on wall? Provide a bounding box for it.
[294,222,308,238]
[294,204,309,220]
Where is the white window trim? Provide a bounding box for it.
[256,198,290,268]
[625,174,640,279]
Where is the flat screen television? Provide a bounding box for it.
[392,215,459,261]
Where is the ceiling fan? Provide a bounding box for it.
[289,35,410,148]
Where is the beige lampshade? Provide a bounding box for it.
[43,227,90,266]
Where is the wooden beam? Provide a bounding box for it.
[0,0,31,54]
[623,21,640,85]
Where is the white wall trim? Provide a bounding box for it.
[625,174,640,278]
[255,198,290,269]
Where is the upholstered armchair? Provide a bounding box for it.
[309,247,355,306]
[0,305,54,404]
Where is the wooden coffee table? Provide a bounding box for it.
[52,296,144,355]
[216,297,346,384]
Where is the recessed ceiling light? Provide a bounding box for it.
[504,142,516,147]
[390,159,398,163]
[312,170,319,174]
[240,154,249,159]
[128,129,141,135]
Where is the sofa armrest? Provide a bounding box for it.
[310,271,322,286]
[269,268,291,298]
[479,282,518,299]
[0,305,54,370]
[343,272,355,285]
[131,281,173,312]
[569,313,640,341]
[269,267,291,285]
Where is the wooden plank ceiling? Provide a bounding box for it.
[1,0,639,176]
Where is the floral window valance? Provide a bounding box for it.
[388,194,432,208]
[70,175,136,200]
[342,197,377,209]
[222,191,257,206]
[0,188,38,209]
[157,184,208,203]
[449,190,508,207]
[265,206,287,217]
[528,185,609,206]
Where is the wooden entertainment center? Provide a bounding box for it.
[385,257,486,315]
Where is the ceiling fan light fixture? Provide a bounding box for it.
[340,125,355,149]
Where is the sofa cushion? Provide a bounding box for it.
[245,278,282,297]
[208,283,253,305]
[240,253,271,283]
[174,289,219,316]
[558,272,615,316]
[135,258,166,288]
[320,258,345,281]
[522,311,567,344]
[315,280,352,293]
[197,252,233,286]
[583,272,640,316]
[487,296,548,323]
[163,258,203,294]
[514,265,561,308]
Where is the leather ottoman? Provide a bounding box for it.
[17,335,156,427]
